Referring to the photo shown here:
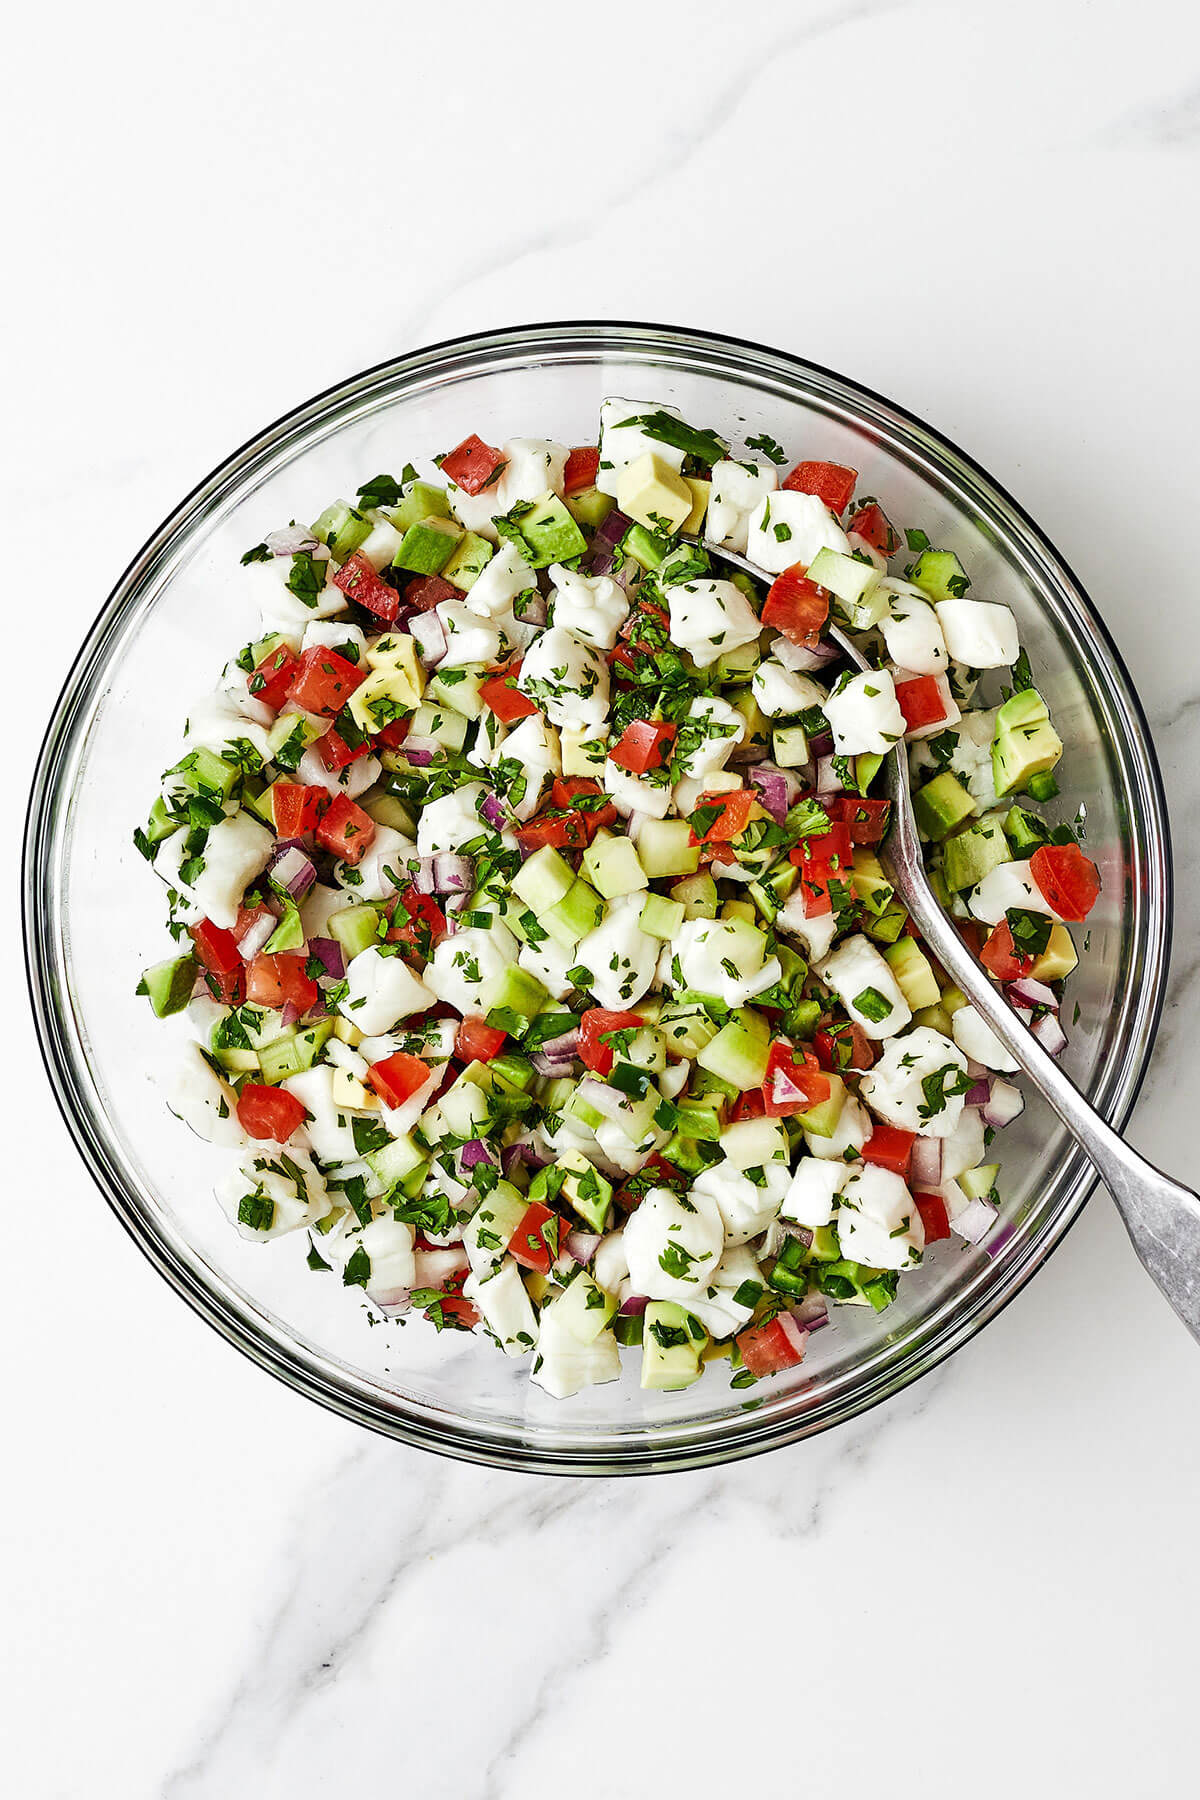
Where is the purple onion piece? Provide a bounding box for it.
[951,1197,998,1244]
[1007,976,1059,1013]
[619,1294,649,1317]
[749,762,801,823]
[982,1079,1025,1128]
[268,843,318,899]
[965,1079,993,1109]
[808,729,835,758]
[595,506,632,549]
[566,1230,602,1266]
[407,611,448,668]
[432,852,474,894]
[518,595,548,627]
[280,1001,301,1030]
[1031,1011,1067,1055]
[480,793,508,831]
[308,936,345,979]
[459,1138,494,1169]
[267,525,320,557]
[815,755,843,795]
[237,912,277,961]
[791,1292,829,1331]
[909,1136,944,1187]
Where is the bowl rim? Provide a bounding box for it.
[23,318,1174,1474]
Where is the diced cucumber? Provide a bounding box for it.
[959,1163,1000,1200]
[365,1134,427,1187]
[772,724,810,769]
[636,817,701,880]
[639,893,685,940]
[658,1001,719,1060]
[428,666,487,720]
[328,904,383,960]
[511,844,574,914]
[542,1269,619,1344]
[641,1302,707,1390]
[581,829,648,899]
[672,1102,723,1141]
[748,859,797,924]
[670,872,719,919]
[312,500,370,563]
[908,548,969,604]
[258,1019,334,1085]
[1003,804,1050,854]
[362,792,417,836]
[266,711,325,769]
[807,546,884,626]
[408,700,468,752]
[482,962,549,1021]
[541,879,604,951]
[386,480,452,532]
[696,1007,771,1089]
[797,1072,847,1139]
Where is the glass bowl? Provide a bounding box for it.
[24,322,1172,1474]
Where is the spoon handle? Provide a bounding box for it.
[896,864,1200,1341]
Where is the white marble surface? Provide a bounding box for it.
[6,0,1200,1793]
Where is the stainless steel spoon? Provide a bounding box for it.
[689,537,1200,1341]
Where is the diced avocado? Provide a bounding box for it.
[622,522,670,571]
[393,517,460,575]
[563,485,614,530]
[673,1102,723,1141]
[441,530,493,592]
[482,962,549,1021]
[641,1301,707,1390]
[328,904,383,961]
[537,1151,613,1233]
[428,666,487,720]
[488,1052,537,1094]
[136,952,197,1018]
[658,1001,719,1060]
[942,816,1012,893]
[913,770,977,840]
[1028,922,1078,982]
[913,1003,952,1034]
[312,500,371,563]
[696,1007,771,1089]
[636,818,700,880]
[864,899,909,945]
[670,872,719,919]
[639,893,685,940]
[581,829,649,899]
[511,843,574,914]
[543,1269,619,1344]
[991,688,1063,798]
[386,480,452,533]
[541,879,605,951]
[560,726,609,777]
[166,745,240,803]
[748,859,798,925]
[772,724,810,769]
[1026,770,1059,802]
[499,492,587,569]
[680,475,711,535]
[620,1026,666,1075]
[615,453,695,534]
[883,937,941,1010]
[909,548,969,603]
[330,1066,371,1109]
[264,900,304,954]
[1004,805,1050,853]
[807,546,884,627]
[959,1162,1000,1201]
[258,1019,334,1085]
[851,849,895,918]
[797,1072,848,1139]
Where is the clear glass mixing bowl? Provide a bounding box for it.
[23,323,1172,1473]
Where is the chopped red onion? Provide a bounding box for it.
[433,853,474,894]
[951,1197,998,1244]
[504,1134,551,1174]
[595,507,632,549]
[815,755,843,795]
[308,936,345,979]
[1007,976,1059,1013]
[619,1294,649,1316]
[268,843,317,899]
[983,1079,1025,1128]
[791,1292,829,1332]
[910,1136,944,1186]
[964,1057,989,1081]
[566,1230,602,1266]
[459,1138,494,1169]
[480,793,507,831]
[729,736,770,766]
[576,1078,626,1123]
[237,912,277,961]
[776,635,842,672]
[407,611,448,667]
[776,1313,810,1359]
[1032,1011,1068,1055]
[749,762,801,822]
[267,524,319,557]
[518,594,548,627]
[400,744,436,768]
[808,729,835,758]
[280,1001,301,1030]
[965,1079,993,1108]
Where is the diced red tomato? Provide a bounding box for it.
[790,820,854,917]
[271,783,327,838]
[367,1051,432,1110]
[374,717,411,751]
[455,1017,508,1063]
[248,644,299,712]
[287,646,366,717]
[781,459,858,514]
[245,952,319,1013]
[563,446,601,494]
[237,1083,308,1143]
[737,1315,807,1378]
[609,718,677,775]
[914,1191,951,1243]
[956,918,985,958]
[435,1292,481,1329]
[578,1008,644,1077]
[830,794,891,846]
[814,1021,876,1073]
[608,642,638,677]
[789,818,853,868]
[317,722,370,772]
[202,964,246,1004]
[846,501,900,557]
[979,920,1031,981]
[440,433,506,496]
[761,566,830,643]
[729,1088,767,1123]
[862,1123,916,1177]
[507,1201,567,1274]
[480,663,539,723]
[316,793,376,865]
[550,776,617,839]
[895,674,952,733]
[332,551,399,622]
[761,1042,831,1116]
[689,788,756,845]
[405,573,458,612]
[387,886,446,958]
[190,918,242,975]
[1029,843,1100,921]
[514,812,587,853]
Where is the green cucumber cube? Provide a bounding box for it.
[637,818,701,880]
[408,700,468,752]
[482,962,549,1021]
[696,1008,771,1089]
[641,1302,706,1390]
[959,1163,1000,1200]
[639,893,685,940]
[328,904,383,961]
[312,500,370,563]
[670,872,719,919]
[581,829,648,899]
[909,548,969,603]
[511,844,574,914]
[365,1134,427,1187]
[772,724,810,769]
[541,879,604,951]
[1003,805,1050,854]
[386,481,451,533]
[428,666,487,720]
[564,486,614,529]
[796,1073,847,1138]
[657,1002,719,1060]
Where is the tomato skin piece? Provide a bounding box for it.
[440,433,506,496]
[830,794,891,846]
[609,719,677,775]
[781,460,858,514]
[550,777,617,839]
[790,819,854,918]
[761,566,830,643]
[979,920,1031,981]
[861,1124,916,1177]
[405,573,458,612]
[514,811,588,853]
[315,793,376,865]
[367,1051,432,1110]
[248,644,299,712]
[846,501,900,556]
[287,646,366,717]
[578,1008,644,1076]
[914,1191,951,1243]
[190,918,242,975]
[729,1089,767,1123]
[737,1316,807,1378]
[245,952,318,1013]
[202,964,246,1004]
[233,902,275,948]
[332,551,399,622]
[317,722,370,772]
[895,675,951,733]
[563,446,601,494]
[271,783,327,838]
[237,1083,308,1143]
[507,1202,566,1274]
[480,663,539,723]
[1029,843,1100,921]
[814,1021,876,1074]
[455,1017,508,1063]
[689,788,756,845]
[386,885,446,957]
[761,1042,831,1116]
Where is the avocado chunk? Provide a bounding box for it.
[497,492,587,569]
[137,952,198,1018]
[942,816,1012,892]
[393,517,460,575]
[913,770,977,840]
[991,687,1063,797]
[641,1302,707,1390]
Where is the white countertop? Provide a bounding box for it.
[6,0,1200,1793]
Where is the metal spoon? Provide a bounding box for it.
[690,537,1200,1341]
